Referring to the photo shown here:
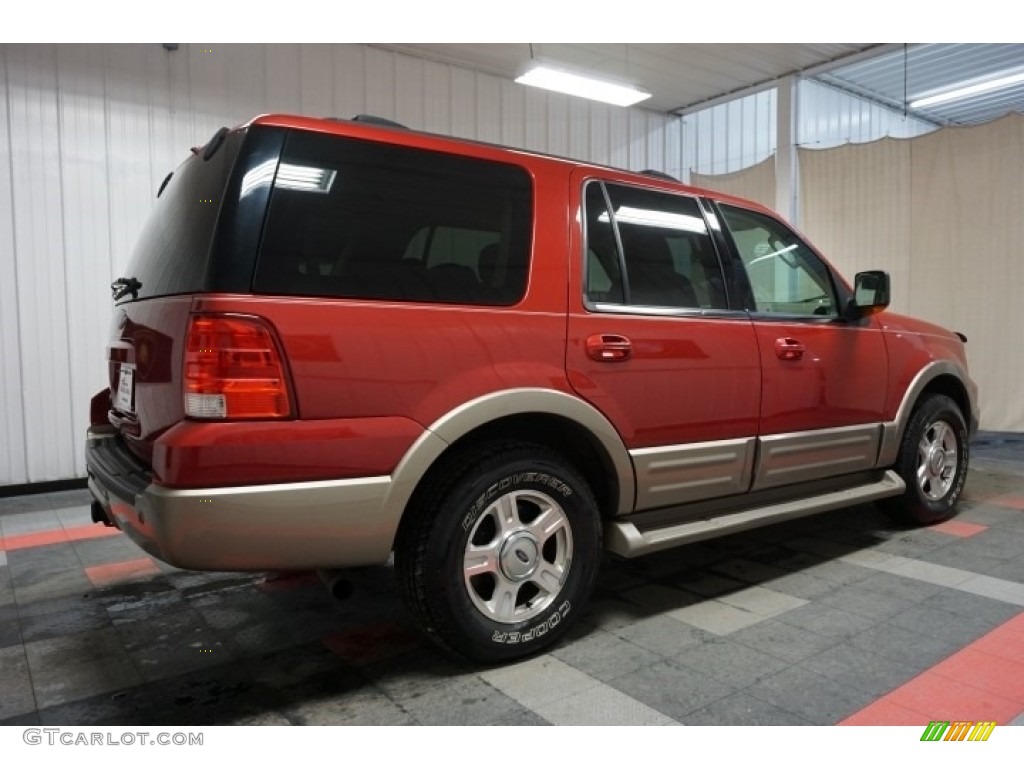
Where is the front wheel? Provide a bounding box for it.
[394,442,602,663]
[881,393,969,525]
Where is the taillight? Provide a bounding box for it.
[184,315,292,419]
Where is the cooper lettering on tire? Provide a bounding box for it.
[394,441,601,662]
[881,393,969,526]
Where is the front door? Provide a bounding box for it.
[715,202,889,491]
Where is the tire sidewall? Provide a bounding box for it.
[904,396,969,523]
[423,453,600,661]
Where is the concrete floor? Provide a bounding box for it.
[1,434,1023,726]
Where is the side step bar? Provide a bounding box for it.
[606,470,905,558]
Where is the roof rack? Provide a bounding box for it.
[639,169,679,182]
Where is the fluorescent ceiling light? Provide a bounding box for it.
[516,64,651,107]
[910,70,1024,109]
[599,206,706,233]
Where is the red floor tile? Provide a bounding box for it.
[839,611,1024,725]
[929,520,988,538]
[930,648,1024,703]
[85,557,160,587]
[990,495,1024,510]
[4,523,120,551]
[840,698,931,726]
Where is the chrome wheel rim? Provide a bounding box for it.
[463,490,573,624]
[917,419,958,500]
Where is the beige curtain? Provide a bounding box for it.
[800,113,1024,432]
[691,155,777,210]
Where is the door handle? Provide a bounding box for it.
[586,334,632,362]
[774,337,805,361]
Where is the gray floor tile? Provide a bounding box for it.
[7,542,80,578]
[670,637,789,688]
[49,490,94,511]
[115,606,237,683]
[621,583,702,613]
[492,710,552,725]
[0,646,36,720]
[71,535,144,567]
[802,642,923,698]
[920,587,1023,623]
[608,614,716,658]
[887,604,1006,646]
[669,572,747,598]
[854,571,947,602]
[551,626,662,683]
[818,585,916,622]
[0,499,59,518]
[16,593,112,643]
[580,596,650,629]
[531,683,678,725]
[0,603,22,648]
[710,558,791,584]
[870,531,950,558]
[745,665,878,725]
[400,674,531,725]
[286,685,416,725]
[774,602,878,638]
[763,570,841,599]
[729,618,840,663]
[13,569,94,604]
[683,690,813,725]
[24,627,144,708]
[607,659,735,721]
[917,544,1015,577]
[666,599,767,635]
[847,621,960,670]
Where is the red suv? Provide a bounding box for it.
[87,113,978,662]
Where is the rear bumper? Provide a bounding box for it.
[86,426,397,570]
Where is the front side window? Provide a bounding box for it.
[583,181,727,311]
[254,131,532,305]
[719,204,837,317]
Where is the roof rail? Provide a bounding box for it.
[639,169,679,182]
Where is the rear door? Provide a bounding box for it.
[566,176,761,512]
[713,202,888,491]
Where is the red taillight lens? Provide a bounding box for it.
[184,315,291,419]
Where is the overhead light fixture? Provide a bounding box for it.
[910,70,1024,109]
[515,64,651,108]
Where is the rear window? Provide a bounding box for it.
[254,131,533,305]
[120,129,245,301]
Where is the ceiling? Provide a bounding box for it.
[374,43,1024,125]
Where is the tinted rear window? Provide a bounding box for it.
[120,129,244,301]
[254,131,533,305]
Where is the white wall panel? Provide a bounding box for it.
[682,89,777,179]
[0,43,682,486]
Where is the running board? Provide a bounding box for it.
[606,470,905,558]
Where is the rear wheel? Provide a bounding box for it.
[394,441,601,663]
[881,394,969,525]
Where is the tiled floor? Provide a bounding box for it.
[2,436,1023,727]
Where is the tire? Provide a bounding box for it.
[881,393,969,526]
[394,441,602,663]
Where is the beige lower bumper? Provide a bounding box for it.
[92,475,396,571]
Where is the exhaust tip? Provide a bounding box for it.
[91,500,114,527]
[317,569,354,601]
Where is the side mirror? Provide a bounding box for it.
[846,270,891,319]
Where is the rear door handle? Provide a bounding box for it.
[774,337,805,361]
[586,334,632,362]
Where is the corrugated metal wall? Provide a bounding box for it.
[680,79,935,181]
[797,80,935,148]
[681,89,777,178]
[0,43,682,487]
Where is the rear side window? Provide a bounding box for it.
[120,129,244,301]
[584,181,727,310]
[254,132,533,305]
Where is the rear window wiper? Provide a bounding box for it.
[111,276,142,301]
